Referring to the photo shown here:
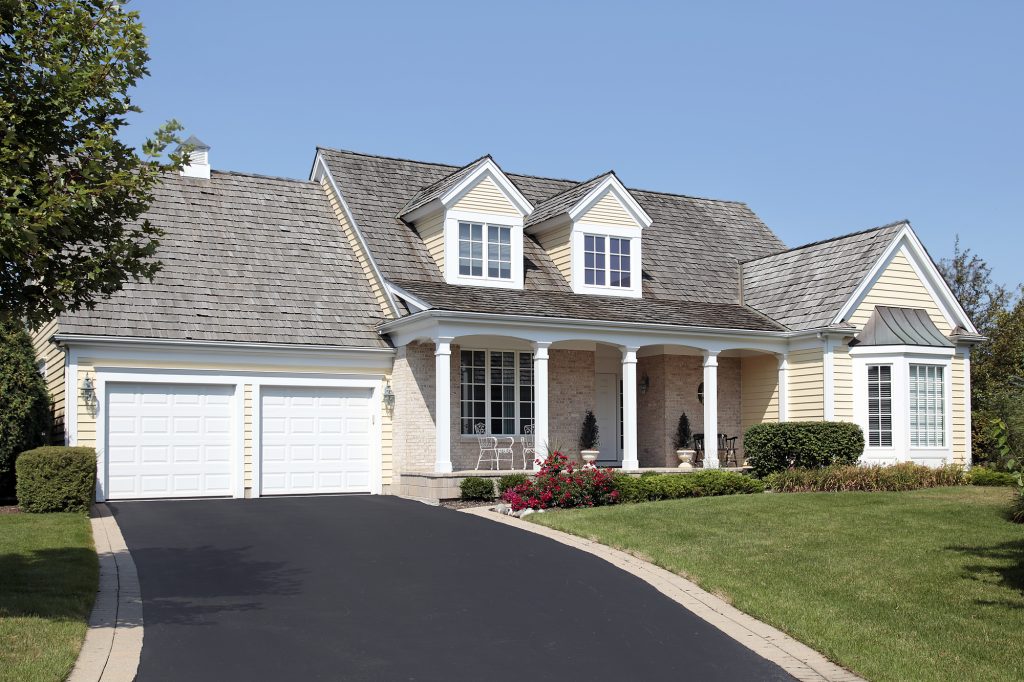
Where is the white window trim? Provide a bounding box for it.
[570,223,642,298]
[458,348,534,437]
[444,209,524,289]
[851,346,953,466]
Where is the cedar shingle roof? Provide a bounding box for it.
[60,171,389,348]
[524,172,612,227]
[741,222,905,330]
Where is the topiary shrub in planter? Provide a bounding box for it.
[765,462,966,493]
[497,473,528,494]
[744,421,865,478]
[501,452,618,511]
[459,476,495,501]
[16,446,96,512]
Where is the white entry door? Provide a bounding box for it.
[260,386,374,495]
[106,383,235,499]
[594,373,622,465]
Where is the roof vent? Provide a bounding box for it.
[177,135,211,179]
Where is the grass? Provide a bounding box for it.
[0,513,98,682]
[531,487,1023,682]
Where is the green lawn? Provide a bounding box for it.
[0,513,98,682]
[531,487,1023,682]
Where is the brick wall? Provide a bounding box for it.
[548,349,596,463]
[391,341,438,474]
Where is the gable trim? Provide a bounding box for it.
[311,152,401,319]
[567,175,653,229]
[832,224,977,335]
[441,158,533,217]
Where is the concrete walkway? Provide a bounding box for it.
[463,506,865,682]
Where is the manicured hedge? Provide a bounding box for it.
[16,446,96,513]
[968,467,1018,487]
[614,470,764,503]
[765,463,966,493]
[745,421,865,477]
[459,476,495,501]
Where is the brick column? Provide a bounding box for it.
[703,350,720,468]
[532,342,550,469]
[622,347,640,470]
[434,337,454,473]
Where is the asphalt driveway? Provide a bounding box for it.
[110,496,793,681]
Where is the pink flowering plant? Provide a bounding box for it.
[501,451,620,511]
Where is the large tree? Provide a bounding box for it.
[937,236,1016,336]
[0,0,186,328]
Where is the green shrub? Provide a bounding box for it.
[1011,493,1024,524]
[744,421,865,477]
[969,467,1018,487]
[0,318,51,498]
[16,446,96,512]
[497,473,528,494]
[459,476,495,501]
[765,463,966,493]
[614,470,764,503]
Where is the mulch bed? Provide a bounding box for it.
[439,499,496,510]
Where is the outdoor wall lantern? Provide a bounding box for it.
[639,373,650,395]
[381,382,395,413]
[81,374,98,415]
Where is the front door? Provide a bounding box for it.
[594,373,622,465]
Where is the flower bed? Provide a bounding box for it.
[766,462,966,493]
[501,452,618,511]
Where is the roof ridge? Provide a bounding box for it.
[533,170,615,204]
[741,219,908,265]
[208,169,314,184]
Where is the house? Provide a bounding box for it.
[31,141,984,502]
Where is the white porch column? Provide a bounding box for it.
[621,347,640,470]
[532,342,551,469]
[703,351,720,468]
[434,337,454,473]
[823,336,835,420]
[961,346,973,468]
[777,353,789,422]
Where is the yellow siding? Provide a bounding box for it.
[74,357,393,489]
[537,222,573,283]
[380,385,393,486]
[951,355,966,464]
[578,190,638,227]
[416,210,446,275]
[848,251,950,333]
[244,384,254,490]
[451,175,519,216]
[31,319,65,444]
[788,349,824,421]
[833,345,854,422]
[740,355,779,432]
[321,177,392,318]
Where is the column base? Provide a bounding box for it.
[434,461,453,474]
[620,458,640,471]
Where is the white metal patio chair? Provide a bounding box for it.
[474,423,516,470]
[520,424,536,469]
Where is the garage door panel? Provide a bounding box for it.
[106,383,236,499]
[260,386,373,495]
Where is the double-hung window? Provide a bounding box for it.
[458,222,512,280]
[460,350,533,435]
[867,365,893,447]
[909,365,944,447]
[583,235,631,288]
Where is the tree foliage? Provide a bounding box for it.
[937,236,1016,336]
[0,0,187,328]
[0,316,49,497]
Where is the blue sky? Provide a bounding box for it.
[123,1,1022,286]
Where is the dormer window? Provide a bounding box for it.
[459,222,512,279]
[584,235,632,287]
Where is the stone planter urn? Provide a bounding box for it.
[581,450,599,467]
[676,449,696,470]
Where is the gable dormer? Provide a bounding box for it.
[400,156,532,289]
[526,172,651,298]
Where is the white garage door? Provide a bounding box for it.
[260,386,373,495]
[106,383,235,499]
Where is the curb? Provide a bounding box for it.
[68,504,144,682]
[461,507,864,682]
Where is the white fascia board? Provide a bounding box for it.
[567,175,653,229]
[832,224,977,334]
[848,344,956,358]
[401,198,443,225]
[310,153,401,318]
[440,158,533,217]
[385,282,432,313]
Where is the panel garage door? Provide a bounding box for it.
[106,383,235,499]
[260,386,373,495]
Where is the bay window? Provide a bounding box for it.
[909,364,944,447]
[867,364,893,447]
[460,350,534,435]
